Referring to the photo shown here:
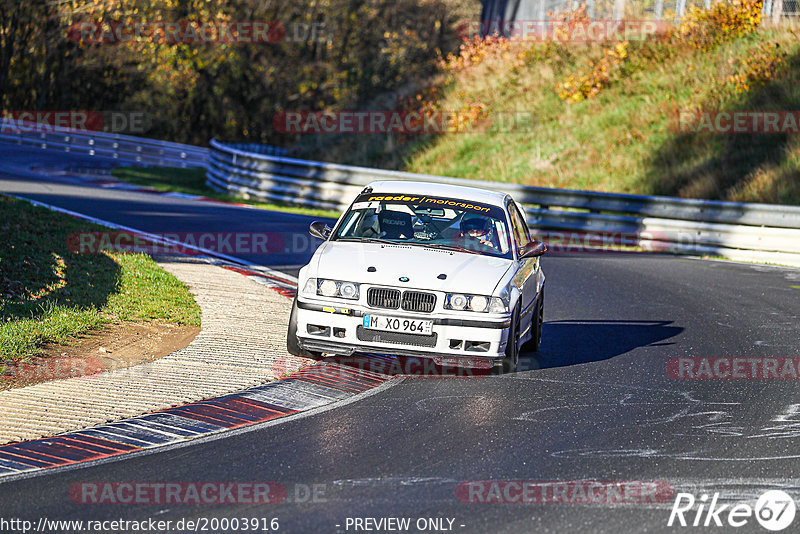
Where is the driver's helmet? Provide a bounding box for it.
[461,214,492,237]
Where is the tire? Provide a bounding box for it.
[496,305,520,374]
[287,298,320,358]
[522,289,544,353]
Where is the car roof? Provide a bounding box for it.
[364,180,509,207]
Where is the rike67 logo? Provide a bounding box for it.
[668,490,796,531]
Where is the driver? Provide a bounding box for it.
[459,214,496,250]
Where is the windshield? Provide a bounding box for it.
[333,192,512,259]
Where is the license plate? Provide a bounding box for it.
[362,314,433,335]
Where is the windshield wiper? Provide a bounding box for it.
[420,243,482,255]
[337,238,485,255]
[336,237,402,245]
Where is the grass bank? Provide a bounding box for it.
[0,195,201,361]
[405,24,800,204]
[293,4,800,205]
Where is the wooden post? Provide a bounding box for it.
[763,0,774,18]
[676,0,687,19]
[538,0,546,37]
[614,0,626,20]
[772,0,783,23]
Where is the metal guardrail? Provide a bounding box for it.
[221,142,289,158]
[208,138,800,267]
[2,124,797,267]
[0,119,207,168]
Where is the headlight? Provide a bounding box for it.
[316,279,360,300]
[445,294,507,313]
[470,295,488,312]
[339,282,358,299]
[302,278,317,295]
[488,296,508,313]
[319,279,338,297]
[448,294,468,310]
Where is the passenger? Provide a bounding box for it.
[458,214,496,250]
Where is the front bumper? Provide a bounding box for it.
[294,298,511,361]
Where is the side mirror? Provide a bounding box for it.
[309,221,332,240]
[520,241,547,259]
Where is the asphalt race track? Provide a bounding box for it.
[1,145,799,533]
[0,145,333,276]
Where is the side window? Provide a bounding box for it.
[508,203,531,250]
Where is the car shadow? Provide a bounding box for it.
[314,319,682,378]
[520,319,683,371]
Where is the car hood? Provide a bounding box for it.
[311,242,513,295]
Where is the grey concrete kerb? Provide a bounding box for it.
[0,254,310,445]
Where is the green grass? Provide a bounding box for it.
[104,253,201,324]
[111,167,341,219]
[0,195,201,361]
[298,24,800,206]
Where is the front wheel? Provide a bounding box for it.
[522,289,544,353]
[287,298,320,358]
[496,306,520,374]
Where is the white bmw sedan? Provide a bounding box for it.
[287,180,546,372]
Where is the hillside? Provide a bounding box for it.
[294,3,800,205]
